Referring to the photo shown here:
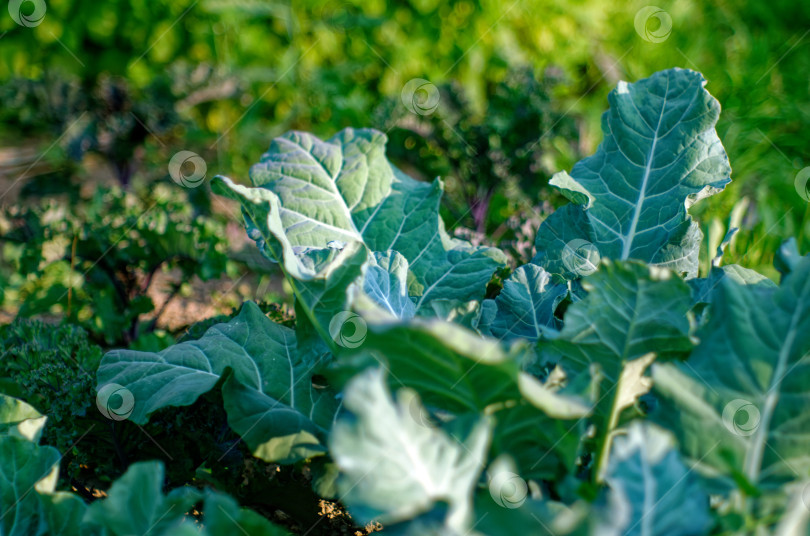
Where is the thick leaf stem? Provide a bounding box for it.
[594,388,622,483]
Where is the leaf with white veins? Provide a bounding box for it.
[486,264,568,342]
[330,368,490,532]
[533,68,731,281]
[212,128,506,336]
[652,255,810,491]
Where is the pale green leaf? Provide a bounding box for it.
[212,128,506,338]
[361,251,415,320]
[0,394,47,442]
[330,368,490,531]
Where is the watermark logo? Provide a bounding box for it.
[561,239,601,277]
[8,0,47,27]
[96,383,135,421]
[489,471,528,509]
[168,151,207,188]
[722,399,760,437]
[794,167,810,202]
[401,78,440,116]
[801,481,810,511]
[319,1,357,31]
[634,6,672,43]
[329,311,367,348]
[408,396,433,428]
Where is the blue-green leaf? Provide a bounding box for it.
[533,68,731,281]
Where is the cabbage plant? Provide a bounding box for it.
[3,68,808,535]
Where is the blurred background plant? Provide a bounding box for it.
[0,184,242,347]
[374,66,580,262]
[1,0,806,280]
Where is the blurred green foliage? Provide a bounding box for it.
[376,67,581,239]
[0,184,236,346]
[0,0,808,271]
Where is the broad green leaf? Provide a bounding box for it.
[38,492,87,536]
[330,368,490,532]
[486,264,568,342]
[215,171,369,346]
[97,302,339,463]
[252,129,506,304]
[212,128,506,339]
[533,68,731,280]
[540,261,694,480]
[597,422,711,536]
[0,435,60,536]
[221,372,335,463]
[348,312,584,417]
[652,255,810,490]
[489,402,584,481]
[0,394,47,442]
[83,461,201,535]
[543,261,694,381]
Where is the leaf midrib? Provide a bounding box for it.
[621,77,669,261]
[744,289,807,483]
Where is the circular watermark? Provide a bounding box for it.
[168,151,207,188]
[561,239,601,277]
[8,0,46,27]
[794,167,810,202]
[801,482,810,511]
[489,471,528,509]
[318,1,358,31]
[408,396,433,428]
[96,383,135,421]
[634,6,672,43]
[401,78,440,116]
[329,311,367,348]
[722,399,760,437]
